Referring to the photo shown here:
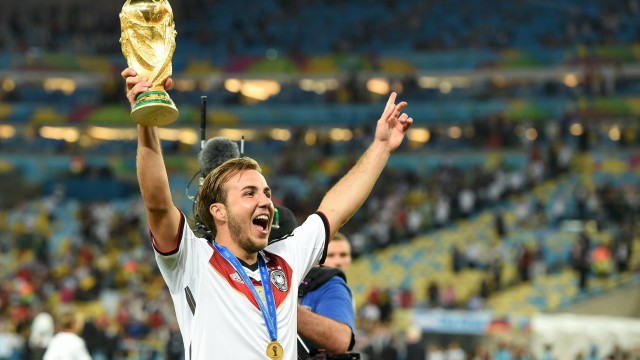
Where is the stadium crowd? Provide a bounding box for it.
[0,0,639,359]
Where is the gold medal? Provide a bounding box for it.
[266,341,283,360]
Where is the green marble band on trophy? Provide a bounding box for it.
[120,0,179,126]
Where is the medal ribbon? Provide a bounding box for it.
[213,242,278,342]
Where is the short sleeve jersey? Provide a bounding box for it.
[152,211,329,359]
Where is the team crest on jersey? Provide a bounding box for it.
[269,269,288,292]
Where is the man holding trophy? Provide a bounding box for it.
[120,0,414,358]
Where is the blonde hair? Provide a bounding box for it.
[196,157,262,237]
[332,232,349,243]
[57,308,84,333]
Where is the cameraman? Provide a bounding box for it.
[269,208,357,359]
[298,233,357,358]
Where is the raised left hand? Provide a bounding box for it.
[374,92,413,153]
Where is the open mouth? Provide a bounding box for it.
[252,214,270,233]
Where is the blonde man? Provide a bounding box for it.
[43,310,90,360]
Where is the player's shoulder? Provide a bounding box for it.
[268,212,326,244]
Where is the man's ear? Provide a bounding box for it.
[210,203,226,222]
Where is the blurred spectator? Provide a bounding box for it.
[575,184,589,221]
[434,193,451,228]
[165,322,184,360]
[467,292,484,311]
[378,290,394,324]
[43,309,91,360]
[605,344,623,360]
[571,232,592,292]
[591,243,613,277]
[549,195,569,227]
[517,244,533,283]
[515,196,531,227]
[488,244,504,291]
[613,225,632,273]
[465,241,483,269]
[403,326,424,360]
[360,292,382,324]
[426,343,446,360]
[81,315,118,360]
[540,344,555,360]
[398,288,414,309]
[440,284,457,309]
[26,311,54,360]
[495,341,514,360]
[514,344,534,360]
[0,320,23,360]
[451,245,464,274]
[480,275,491,300]
[586,345,599,360]
[458,187,476,218]
[494,210,507,238]
[362,323,398,360]
[426,281,440,309]
[472,345,491,360]
[445,342,466,360]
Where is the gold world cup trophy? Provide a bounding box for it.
[120,0,179,126]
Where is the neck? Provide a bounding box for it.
[216,237,258,265]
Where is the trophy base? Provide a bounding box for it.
[131,90,179,126]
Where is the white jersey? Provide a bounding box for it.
[153,211,329,359]
[43,332,91,360]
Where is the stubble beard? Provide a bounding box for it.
[228,210,267,255]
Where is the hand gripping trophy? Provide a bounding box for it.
[120,0,179,126]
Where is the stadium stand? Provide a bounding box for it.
[1,0,639,359]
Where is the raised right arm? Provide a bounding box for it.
[317,93,412,239]
[122,68,181,252]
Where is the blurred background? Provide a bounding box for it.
[1,0,639,359]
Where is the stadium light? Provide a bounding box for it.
[570,123,584,136]
[240,80,281,101]
[174,79,197,92]
[43,78,76,95]
[563,73,579,88]
[448,126,462,139]
[525,128,538,141]
[269,128,291,141]
[439,81,452,94]
[88,127,137,140]
[418,76,438,89]
[609,126,621,141]
[408,128,430,143]
[304,130,317,146]
[217,128,257,141]
[329,128,353,141]
[39,126,79,142]
[1,78,15,92]
[224,79,243,93]
[158,128,198,144]
[366,78,390,95]
[0,125,16,138]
